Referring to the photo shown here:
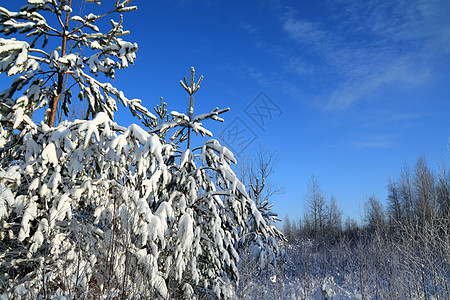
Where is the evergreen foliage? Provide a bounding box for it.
[0,1,281,298]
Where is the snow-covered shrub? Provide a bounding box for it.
[0,1,280,298]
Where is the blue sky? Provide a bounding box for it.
[3,0,450,222]
[121,0,450,222]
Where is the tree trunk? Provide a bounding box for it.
[48,0,72,127]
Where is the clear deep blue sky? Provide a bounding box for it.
[4,0,450,222]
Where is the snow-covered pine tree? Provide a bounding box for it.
[0,1,280,298]
[0,0,154,132]
[145,67,283,298]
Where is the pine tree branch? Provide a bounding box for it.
[27,55,50,64]
[68,10,119,36]
[50,1,66,31]
[29,48,50,57]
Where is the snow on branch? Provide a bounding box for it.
[0,1,281,296]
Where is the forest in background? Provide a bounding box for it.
[249,153,450,299]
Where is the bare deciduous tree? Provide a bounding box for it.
[325,194,343,241]
[413,155,437,226]
[436,161,450,219]
[364,195,386,234]
[399,163,415,226]
[305,175,327,240]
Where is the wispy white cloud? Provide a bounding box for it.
[347,134,397,150]
[283,18,329,47]
[327,57,431,109]
[284,57,315,75]
[354,109,425,131]
[281,0,450,110]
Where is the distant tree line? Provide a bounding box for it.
[279,154,450,299]
[284,154,449,245]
